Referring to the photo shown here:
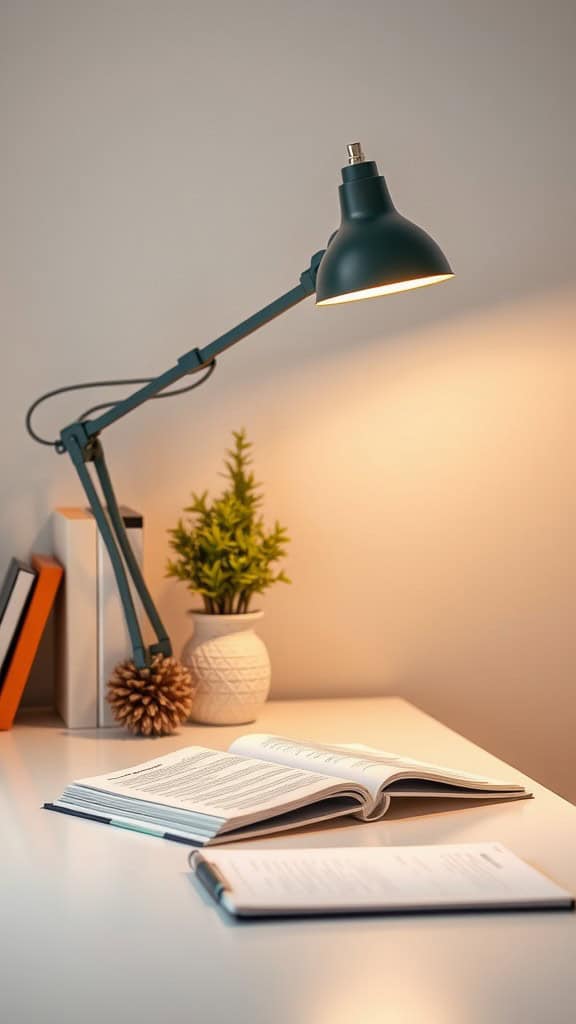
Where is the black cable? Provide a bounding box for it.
[78,362,216,420]
[25,360,216,449]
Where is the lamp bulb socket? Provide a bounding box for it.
[346,142,366,165]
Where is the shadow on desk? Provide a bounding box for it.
[372,794,532,821]
[204,794,533,852]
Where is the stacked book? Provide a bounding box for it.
[0,554,63,729]
[0,507,143,730]
[52,506,144,727]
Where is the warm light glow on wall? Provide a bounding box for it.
[316,274,454,305]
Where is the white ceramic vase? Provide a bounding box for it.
[182,610,271,725]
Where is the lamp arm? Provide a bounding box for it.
[64,432,154,668]
[79,251,324,440]
[57,251,325,669]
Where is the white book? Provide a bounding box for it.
[53,508,98,728]
[96,510,143,727]
[52,507,143,728]
[191,843,574,917]
[45,734,530,844]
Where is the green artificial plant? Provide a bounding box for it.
[166,429,290,614]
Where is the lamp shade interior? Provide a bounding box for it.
[317,273,453,305]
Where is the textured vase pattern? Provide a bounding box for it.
[182,611,271,725]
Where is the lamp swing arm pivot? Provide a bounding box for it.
[57,252,326,669]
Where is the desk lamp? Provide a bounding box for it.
[27,143,453,702]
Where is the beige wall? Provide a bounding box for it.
[2,1,575,800]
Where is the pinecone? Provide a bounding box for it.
[107,654,194,736]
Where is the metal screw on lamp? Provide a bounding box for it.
[26,143,453,728]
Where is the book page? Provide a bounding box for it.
[229,735,525,796]
[69,746,366,824]
[230,734,388,800]
[194,843,573,915]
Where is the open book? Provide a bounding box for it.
[44,734,529,846]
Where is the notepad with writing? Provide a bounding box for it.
[191,843,574,917]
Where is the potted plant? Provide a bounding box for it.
[166,429,290,724]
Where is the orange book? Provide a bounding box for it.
[0,554,63,730]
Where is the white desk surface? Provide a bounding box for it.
[2,697,575,1024]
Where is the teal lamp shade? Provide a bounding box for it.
[316,148,453,305]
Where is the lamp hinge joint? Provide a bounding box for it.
[177,348,205,372]
[59,422,101,462]
[300,250,326,295]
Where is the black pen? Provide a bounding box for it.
[194,856,231,904]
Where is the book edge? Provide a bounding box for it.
[0,557,63,729]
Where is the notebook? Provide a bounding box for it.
[44,734,529,846]
[190,843,574,918]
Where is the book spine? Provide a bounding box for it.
[52,511,98,728]
[97,514,144,727]
[0,556,63,730]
